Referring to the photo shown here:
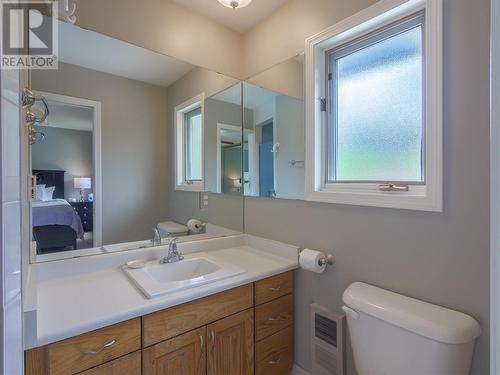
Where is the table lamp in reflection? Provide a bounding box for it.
[74,177,91,202]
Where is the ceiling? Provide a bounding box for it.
[174,0,290,33]
[59,21,195,87]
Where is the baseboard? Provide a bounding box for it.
[291,364,310,375]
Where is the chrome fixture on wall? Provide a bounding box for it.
[217,0,252,9]
[58,0,77,24]
[23,88,49,145]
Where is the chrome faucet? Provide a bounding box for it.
[151,227,162,247]
[159,238,184,264]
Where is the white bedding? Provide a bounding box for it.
[32,199,71,208]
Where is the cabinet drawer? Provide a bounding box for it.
[255,294,293,341]
[256,326,294,375]
[143,284,254,347]
[255,271,293,305]
[79,351,141,375]
[26,318,141,375]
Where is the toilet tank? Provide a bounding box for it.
[342,282,481,375]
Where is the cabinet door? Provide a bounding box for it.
[143,326,206,375]
[207,308,254,375]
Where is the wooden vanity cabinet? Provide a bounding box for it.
[25,271,294,375]
[78,351,141,375]
[254,272,294,375]
[143,327,207,375]
[25,318,141,375]
[207,309,254,375]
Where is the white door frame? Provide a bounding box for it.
[491,0,500,372]
[29,91,102,263]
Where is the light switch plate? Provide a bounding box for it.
[199,192,209,210]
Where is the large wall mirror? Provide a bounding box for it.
[243,56,305,200]
[28,21,244,263]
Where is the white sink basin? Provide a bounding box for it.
[122,255,245,299]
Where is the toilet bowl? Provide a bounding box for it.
[342,282,481,375]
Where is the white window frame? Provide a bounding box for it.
[305,0,443,211]
[175,93,205,192]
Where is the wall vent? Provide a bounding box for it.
[310,303,345,375]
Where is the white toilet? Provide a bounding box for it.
[342,282,481,375]
[157,221,189,237]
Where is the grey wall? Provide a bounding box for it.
[32,126,93,202]
[32,62,168,245]
[244,0,491,374]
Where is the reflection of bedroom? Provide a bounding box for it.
[32,102,95,253]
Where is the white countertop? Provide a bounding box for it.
[24,235,298,349]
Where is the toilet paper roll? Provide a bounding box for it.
[187,219,205,233]
[299,249,327,273]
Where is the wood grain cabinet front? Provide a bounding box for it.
[78,351,141,375]
[255,294,294,341]
[207,309,254,375]
[142,327,206,375]
[255,271,294,305]
[25,318,141,375]
[25,271,295,375]
[256,326,294,375]
[142,284,254,347]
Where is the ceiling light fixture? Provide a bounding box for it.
[217,0,252,9]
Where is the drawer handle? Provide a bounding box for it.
[268,285,282,292]
[81,339,117,355]
[268,315,286,321]
[269,357,281,365]
[210,330,215,352]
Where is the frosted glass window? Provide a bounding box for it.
[185,107,202,181]
[328,15,424,182]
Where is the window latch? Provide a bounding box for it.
[185,180,194,185]
[378,184,409,192]
[320,98,327,112]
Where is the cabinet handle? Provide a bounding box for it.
[200,335,205,354]
[268,315,286,321]
[269,357,281,365]
[81,339,116,355]
[210,330,215,352]
[268,285,282,292]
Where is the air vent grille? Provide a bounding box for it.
[310,304,345,375]
[315,313,337,347]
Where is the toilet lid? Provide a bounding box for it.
[342,282,481,344]
[157,221,188,234]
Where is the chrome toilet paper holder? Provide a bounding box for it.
[298,248,335,267]
[318,254,334,266]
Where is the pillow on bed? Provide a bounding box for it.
[35,184,46,201]
[42,186,55,201]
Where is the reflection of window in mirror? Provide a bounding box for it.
[175,94,205,191]
[185,107,202,182]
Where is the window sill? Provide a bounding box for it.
[305,185,442,212]
[175,183,204,193]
